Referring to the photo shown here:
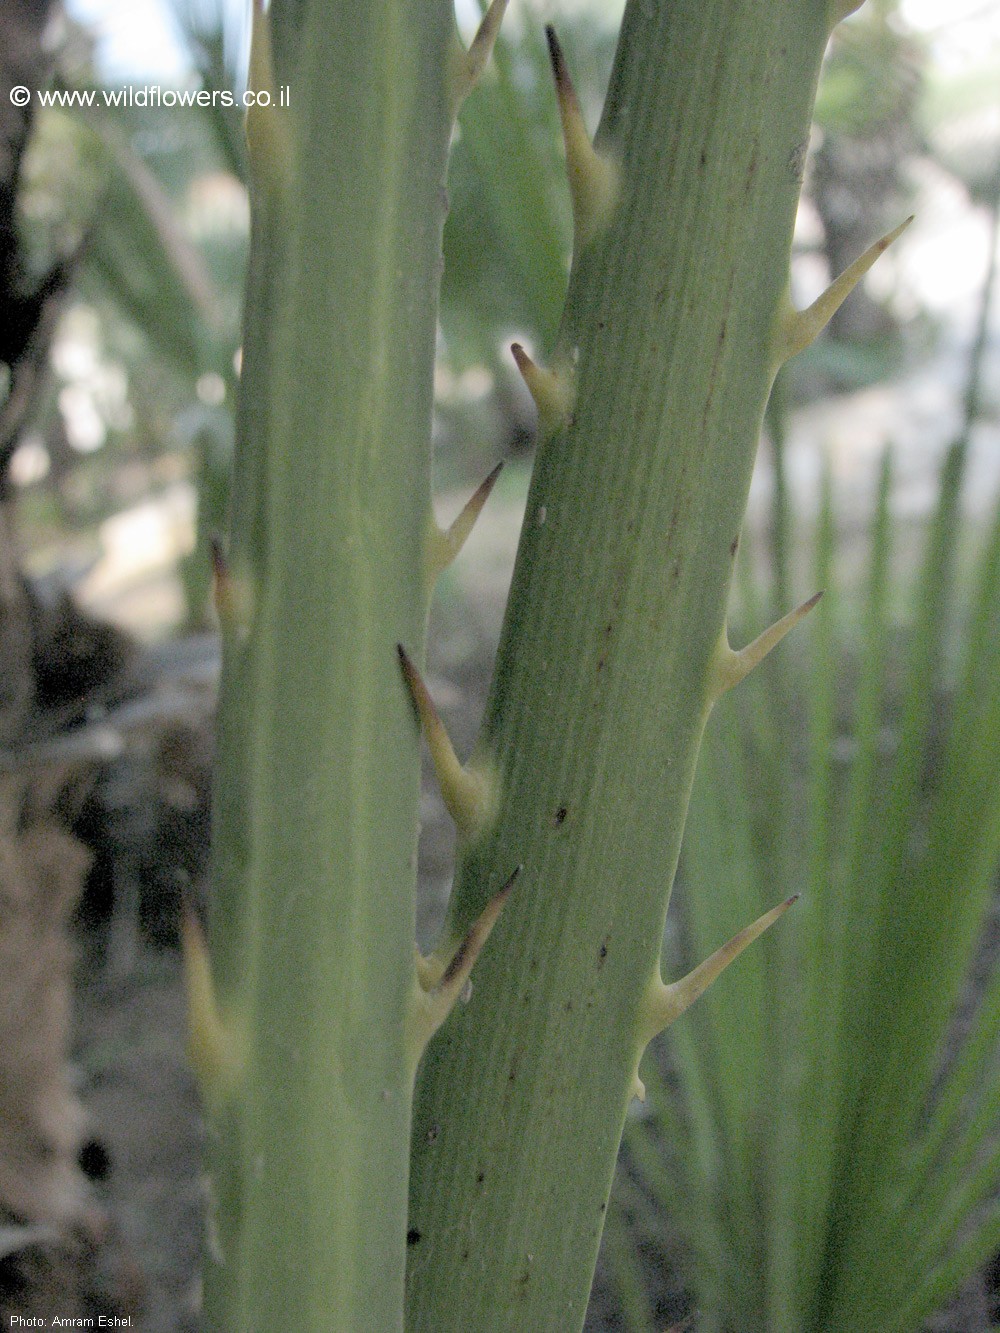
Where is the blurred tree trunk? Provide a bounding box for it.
[0,5,106,1320]
[0,0,58,744]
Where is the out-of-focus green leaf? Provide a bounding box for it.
[83,123,221,379]
[621,439,1000,1329]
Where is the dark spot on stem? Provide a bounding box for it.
[79,1139,111,1181]
[476,1171,485,1185]
[730,533,740,558]
[553,806,568,826]
[407,1228,422,1246]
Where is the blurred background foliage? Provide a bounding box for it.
[2,0,1000,1326]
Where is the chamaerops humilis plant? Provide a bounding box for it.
[179,0,943,1328]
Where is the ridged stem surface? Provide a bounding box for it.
[205,5,453,1329]
[407,3,832,1328]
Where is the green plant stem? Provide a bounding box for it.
[765,366,792,617]
[406,3,834,1328]
[204,5,454,1328]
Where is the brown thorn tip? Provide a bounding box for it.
[472,460,504,507]
[457,459,504,524]
[511,341,530,372]
[209,535,241,629]
[407,864,520,1069]
[431,463,505,579]
[397,642,418,699]
[440,865,521,987]
[497,862,522,901]
[396,645,489,839]
[647,894,798,1038]
[890,214,916,241]
[545,25,577,105]
[544,25,562,76]
[209,534,227,577]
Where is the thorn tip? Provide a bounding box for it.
[640,895,797,1046]
[546,25,619,255]
[451,0,510,112]
[397,644,494,840]
[210,535,251,635]
[711,591,822,700]
[407,866,521,1074]
[778,217,912,366]
[545,25,570,93]
[511,343,575,437]
[427,461,504,582]
[181,904,241,1102]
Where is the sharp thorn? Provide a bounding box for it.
[545,25,619,255]
[210,535,253,639]
[778,217,913,366]
[711,591,823,700]
[510,340,537,388]
[440,865,520,988]
[210,535,236,629]
[545,24,575,105]
[427,461,504,582]
[407,866,522,1073]
[397,644,494,840]
[641,895,799,1043]
[511,342,575,438]
[460,0,510,101]
[181,898,241,1103]
[414,941,437,991]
